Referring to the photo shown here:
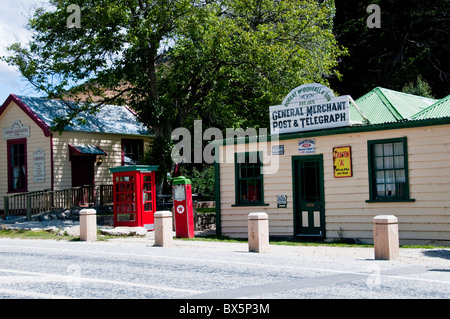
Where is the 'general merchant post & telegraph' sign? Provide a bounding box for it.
[270,83,350,135]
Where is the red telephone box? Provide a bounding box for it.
[172,176,195,238]
[109,165,158,230]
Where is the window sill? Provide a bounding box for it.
[365,198,415,203]
[232,203,270,207]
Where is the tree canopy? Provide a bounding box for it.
[331,0,450,99]
[3,0,345,136]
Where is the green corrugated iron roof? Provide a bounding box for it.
[411,94,450,120]
[351,87,437,124]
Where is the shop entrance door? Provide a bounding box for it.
[292,155,325,237]
[71,156,95,187]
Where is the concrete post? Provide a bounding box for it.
[80,209,97,241]
[154,211,173,247]
[248,212,269,253]
[373,215,399,260]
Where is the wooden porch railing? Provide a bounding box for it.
[3,185,113,220]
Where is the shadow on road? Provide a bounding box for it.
[422,249,450,260]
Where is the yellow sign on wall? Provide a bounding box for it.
[333,146,352,178]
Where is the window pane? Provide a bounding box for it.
[395,169,405,182]
[394,156,404,169]
[376,171,385,183]
[374,144,383,156]
[385,170,395,183]
[248,153,258,164]
[374,157,383,170]
[393,142,404,155]
[383,143,393,156]
[240,167,247,178]
[377,184,386,197]
[384,156,394,169]
[236,154,245,163]
[253,166,260,177]
[247,181,259,201]
[386,184,396,197]
[240,180,248,201]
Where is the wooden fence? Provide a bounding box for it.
[3,185,113,220]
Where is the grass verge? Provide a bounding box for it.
[0,228,78,240]
[0,228,447,249]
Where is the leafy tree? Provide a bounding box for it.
[3,0,345,189]
[3,0,345,135]
[180,165,215,200]
[331,0,450,99]
[402,75,434,99]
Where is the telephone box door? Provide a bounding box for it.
[142,172,156,230]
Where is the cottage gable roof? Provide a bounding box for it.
[0,94,149,136]
[351,87,437,124]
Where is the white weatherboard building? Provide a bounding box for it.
[215,83,450,245]
[0,94,152,214]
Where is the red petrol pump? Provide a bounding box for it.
[109,165,158,230]
[172,176,195,238]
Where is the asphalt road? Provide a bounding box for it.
[0,236,448,304]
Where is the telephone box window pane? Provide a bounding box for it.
[117,213,135,221]
[115,203,135,213]
[119,175,133,182]
[116,193,135,202]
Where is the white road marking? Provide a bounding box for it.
[0,268,201,294]
[0,242,449,286]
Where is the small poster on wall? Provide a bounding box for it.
[333,146,352,178]
[298,139,315,154]
[33,148,46,183]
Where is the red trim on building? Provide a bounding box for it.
[0,94,51,137]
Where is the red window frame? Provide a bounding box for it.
[7,138,27,193]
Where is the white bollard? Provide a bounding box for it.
[80,209,97,241]
[154,211,173,247]
[248,212,269,253]
[373,215,399,260]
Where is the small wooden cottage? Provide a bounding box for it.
[0,94,152,215]
[215,84,450,245]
